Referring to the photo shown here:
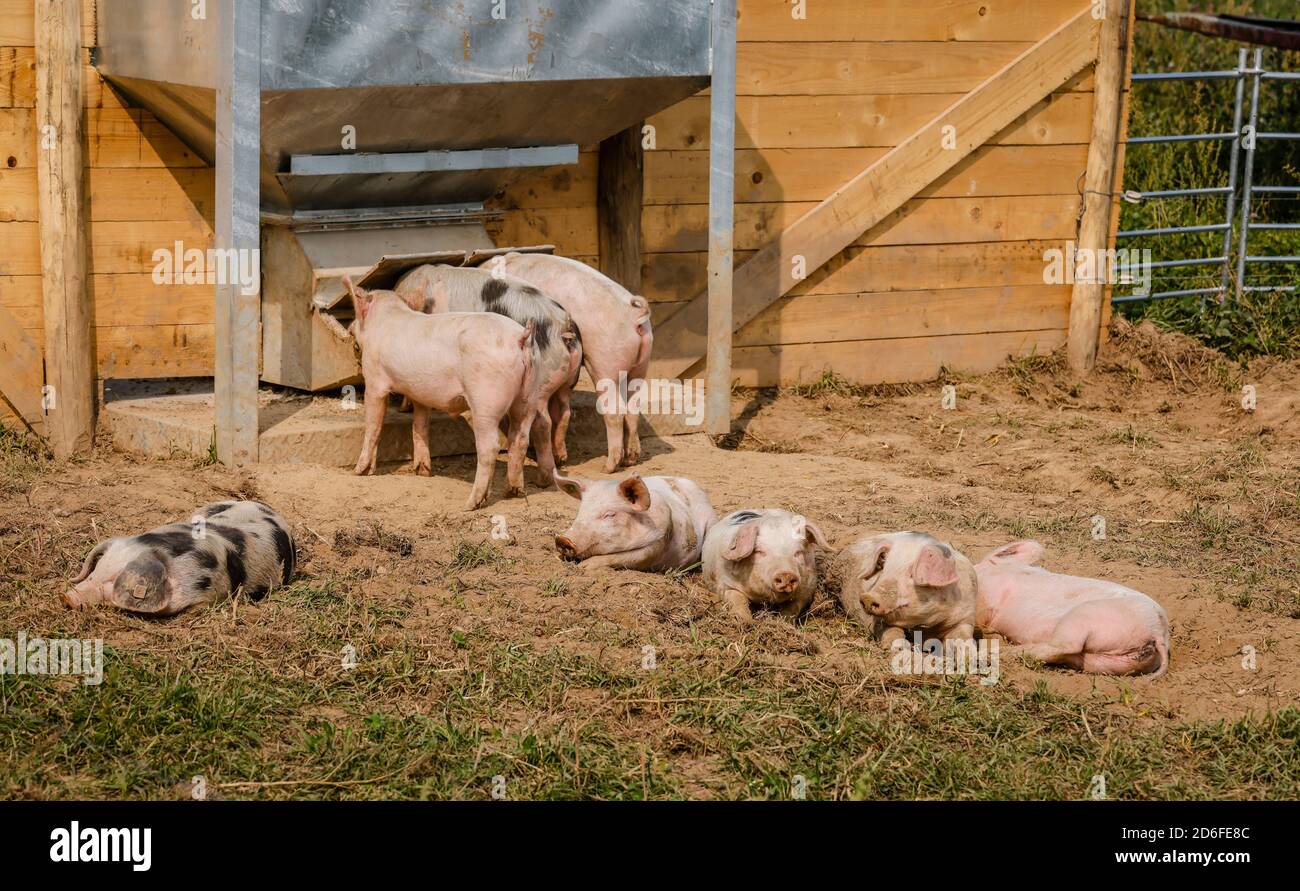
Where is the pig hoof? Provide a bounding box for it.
[555,449,568,464]
[602,459,620,474]
[414,464,431,478]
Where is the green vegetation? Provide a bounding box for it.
[1118,0,1300,359]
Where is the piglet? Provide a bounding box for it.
[975,540,1170,676]
[702,509,830,621]
[347,277,539,510]
[554,472,715,572]
[63,501,295,616]
[835,531,977,644]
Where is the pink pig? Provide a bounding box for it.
[835,531,978,645]
[347,278,539,510]
[974,540,1171,676]
[554,472,715,572]
[702,509,831,622]
[492,253,652,472]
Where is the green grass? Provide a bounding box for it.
[1118,0,1300,359]
[4,637,1297,800]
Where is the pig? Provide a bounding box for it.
[974,540,1171,676]
[702,509,831,621]
[553,472,715,572]
[63,501,295,616]
[394,264,581,486]
[835,532,978,645]
[347,277,539,510]
[490,253,652,472]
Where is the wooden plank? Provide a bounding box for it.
[649,8,1101,381]
[642,195,1080,254]
[642,241,1066,304]
[736,39,1097,96]
[1068,1,1129,372]
[736,285,1070,348]
[0,219,213,276]
[648,87,1095,150]
[0,274,215,328]
[36,0,94,457]
[728,329,1069,387]
[597,124,644,292]
[737,0,1093,42]
[489,150,597,209]
[0,0,96,46]
[643,144,1089,205]
[1,108,210,169]
[96,324,215,378]
[0,50,117,108]
[0,166,214,221]
[0,302,46,435]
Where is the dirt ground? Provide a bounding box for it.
[2,319,1298,797]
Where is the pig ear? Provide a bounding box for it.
[554,472,586,500]
[115,552,173,609]
[345,275,370,320]
[723,522,758,561]
[861,541,890,579]
[912,543,959,588]
[617,475,652,512]
[986,540,1045,565]
[802,518,830,550]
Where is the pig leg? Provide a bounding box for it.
[466,413,504,511]
[529,405,557,487]
[622,376,645,466]
[411,403,432,477]
[354,385,390,476]
[503,403,536,499]
[601,410,625,474]
[777,589,814,620]
[549,390,571,465]
[942,622,975,642]
[721,588,754,622]
[879,625,907,648]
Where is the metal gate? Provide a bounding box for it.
[1114,48,1299,304]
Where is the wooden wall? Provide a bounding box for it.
[0,0,214,390]
[487,0,1097,386]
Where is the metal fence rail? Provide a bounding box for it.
[1114,47,1297,304]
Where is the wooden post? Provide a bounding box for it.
[1067,0,1131,374]
[213,0,261,464]
[705,0,737,436]
[597,124,644,294]
[35,0,94,457]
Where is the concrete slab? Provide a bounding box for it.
[101,379,704,465]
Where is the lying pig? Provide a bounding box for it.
[63,501,295,616]
[394,264,581,485]
[347,277,539,510]
[835,531,978,645]
[702,509,830,621]
[491,253,652,472]
[975,540,1170,676]
[554,472,715,572]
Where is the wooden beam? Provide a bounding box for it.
[649,6,1102,382]
[1067,1,1131,373]
[596,124,644,294]
[706,0,737,435]
[35,0,94,457]
[0,303,47,437]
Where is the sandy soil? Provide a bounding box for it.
[4,319,1298,726]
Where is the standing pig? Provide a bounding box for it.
[702,509,831,621]
[553,472,715,572]
[835,532,978,645]
[394,264,581,486]
[63,501,295,616]
[975,540,1170,676]
[347,278,539,510]
[491,253,652,472]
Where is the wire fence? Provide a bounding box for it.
[1114,47,1299,304]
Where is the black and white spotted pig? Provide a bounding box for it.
[62,501,295,616]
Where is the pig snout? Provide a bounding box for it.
[555,534,581,560]
[61,588,83,610]
[772,571,799,594]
